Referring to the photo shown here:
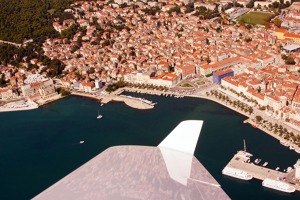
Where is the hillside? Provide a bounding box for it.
[0,0,73,43]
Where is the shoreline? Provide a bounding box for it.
[1,87,299,151]
[119,87,300,151]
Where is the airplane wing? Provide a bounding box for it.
[33,120,230,200]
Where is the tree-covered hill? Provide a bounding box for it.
[0,0,73,43]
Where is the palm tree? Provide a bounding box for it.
[255,115,263,123]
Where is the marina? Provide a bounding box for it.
[223,150,300,193]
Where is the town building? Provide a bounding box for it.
[213,69,234,84]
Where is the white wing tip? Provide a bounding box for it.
[158,120,204,155]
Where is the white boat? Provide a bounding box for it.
[295,148,300,154]
[254,159,261,164]
[289,146,295,150]
[275,167,280,171]
[80,141,84,144]
[263,162,268,167]
[280,140,289,147]
[97,110,102,119]
[222,166,253,180]
[286,167,293,172]
[262,178,295,193]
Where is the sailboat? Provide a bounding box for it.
[97,110,102,119]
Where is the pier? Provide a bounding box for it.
[100,88,154,109]
[224,151,300,192]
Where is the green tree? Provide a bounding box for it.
[273,18,282,27]
[255,115,263,123]
[285,56,296,65]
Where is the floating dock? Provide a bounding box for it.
[223,151,300,192]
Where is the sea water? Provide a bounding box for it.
[0,93,299,200]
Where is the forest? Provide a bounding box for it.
[0,0,74,77]
[0,0,73,43]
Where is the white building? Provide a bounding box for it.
[294,159,300,180]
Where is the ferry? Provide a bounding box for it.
[222,167,253,180]
[262,178,296,193]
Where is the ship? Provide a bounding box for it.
[222,166,253,180]
[262,178,296,193]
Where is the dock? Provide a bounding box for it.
[101,88,154,109]
[224,151,300,192]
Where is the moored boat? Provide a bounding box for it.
[262,178,295,193]
[263,162,268,167]
[251,124,257,128]
[254,158,261,164]
[222,167,253,180]
[280,140,289,147]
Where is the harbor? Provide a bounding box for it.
[223,150,300,193]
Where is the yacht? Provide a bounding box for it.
[222,167,253,180]
[286,167,293,172]
[280,140,289,147]
[295,148,300,154]
[254,159,261,164]
[97,110,102,119]
[262,178,295,193]
[80,141,84,144]
[262,162,268,167]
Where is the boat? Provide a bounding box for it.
[80,141,84,144]
[286,167,293,172]
[295,148,300,154]
[222,166,253,180]
[97,110,102,119]
[251,124,257,128]
[262,178,295,193]
[254,159,261,164]
[275,167,280,171]
[263,162,268,167]
[289,146,295,150]
[280,140,289,147]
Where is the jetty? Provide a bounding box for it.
[100,88,154,109]
[223,151,300,192]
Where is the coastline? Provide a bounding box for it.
[118,87,300,151]
[1,87,299,151]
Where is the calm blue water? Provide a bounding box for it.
[0,93,299,200]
